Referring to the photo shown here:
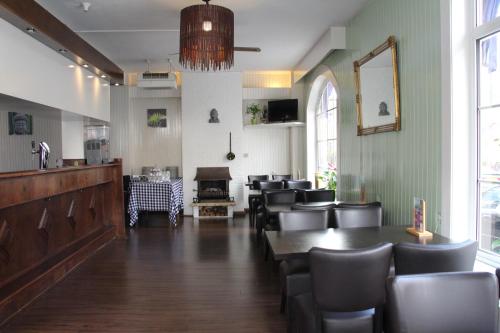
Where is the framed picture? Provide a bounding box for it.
[147,109,167,128]
[354,36,401,135]
[8,112,33,135]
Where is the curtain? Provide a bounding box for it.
[482,0,500,72]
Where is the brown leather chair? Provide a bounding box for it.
[273,174,292,181]
[285,180,312,190]
[247,175,269,226]
[334,206,382,228]
[386,272,498,333]
[292,243,393,333]
[278,210,329,316]
[304,189,335,202]
[393,240,477,275]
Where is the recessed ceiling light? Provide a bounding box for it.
[100,74,107,78]
[114,83,120,86]
[26,27,36,33]
[102,83,109,87]
[87,75,94,79]
[58,48,68,53]
[82,64,89,68]
[68,64,75,68]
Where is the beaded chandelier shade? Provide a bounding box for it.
[179,0,234,71]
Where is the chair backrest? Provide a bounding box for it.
[256,180,284,191]
[496,268,500,298]
[163,166,179,179]
[278,210,329,231]
[304,189,335,202]
[309,243,393,312]
[393,240,478,275]
[248,175,269,183]
[337,201,382,208]
[284,180,312,190]
[123,175,131,192]
[291,203,336,228]
[264,190,296,205]
[334,206,382,228]
[272,174,292,181]
[142,166,154,175]
[386,272,498,333]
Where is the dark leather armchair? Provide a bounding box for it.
[333,206,382,228]
[285,180,312,190]
[304,189,335,202]
[247,175,269,227]
[278,210,329,315]
[291,202,337,228]
[337,201,382,208]
[292,243,393,333]
[273,174,292,181]
[393,240,477,275]
[256,180,284,190]
[123,175,131,226]
[386,272,499,333]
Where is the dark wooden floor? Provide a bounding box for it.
[2,215,286,332]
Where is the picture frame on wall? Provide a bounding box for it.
[8,112,33,135]
[147,109,167,128]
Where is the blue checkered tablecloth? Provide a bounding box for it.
[128,178,184,226]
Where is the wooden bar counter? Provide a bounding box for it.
[0,159,125,324]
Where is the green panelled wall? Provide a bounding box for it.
[306,0,442,231]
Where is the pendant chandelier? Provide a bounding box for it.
[179,0,234,71]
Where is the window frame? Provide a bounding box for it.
[473,0,500,265]
[315,81,338,174]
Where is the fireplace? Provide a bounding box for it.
[194,167,232,202]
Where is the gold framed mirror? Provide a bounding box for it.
[354,36,400,136]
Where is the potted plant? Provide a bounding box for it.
[319,163,337,199]
[246,103,262,125]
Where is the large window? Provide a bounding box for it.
[315,82,338,173]
[476,0,500,255]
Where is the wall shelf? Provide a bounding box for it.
[243,122,305,129]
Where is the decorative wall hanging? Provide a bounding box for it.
[8,112,33,135]
[147,109,167,128]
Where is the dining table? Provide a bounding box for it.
[128,178,184,226]
[265,225,452,261]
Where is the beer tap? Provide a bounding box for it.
[31,140,50,170]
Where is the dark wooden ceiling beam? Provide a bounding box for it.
[0,0,124,83]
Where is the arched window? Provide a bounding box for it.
[315,81,338,173]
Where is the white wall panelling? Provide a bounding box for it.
[0,18,110,121]
[109,86,182,175]
[182,72,244,214]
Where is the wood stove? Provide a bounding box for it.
[194,167,232,202]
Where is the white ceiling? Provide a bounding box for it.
[35,0,369,73]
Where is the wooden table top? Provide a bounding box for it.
[265,225,452,260]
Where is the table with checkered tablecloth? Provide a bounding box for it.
[128,178,184,226]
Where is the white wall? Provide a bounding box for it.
[61,111,84,159]
[182,72,244,214]
[0,18,110,121]
[109,87,182,175]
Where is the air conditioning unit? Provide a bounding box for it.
[137,72,177,89]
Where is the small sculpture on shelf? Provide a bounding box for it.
[246,103,262,125]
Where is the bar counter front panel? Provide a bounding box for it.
[0,160,125,325]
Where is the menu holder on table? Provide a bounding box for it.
[406,197,433,238]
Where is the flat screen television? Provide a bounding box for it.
[267,99,298,123]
